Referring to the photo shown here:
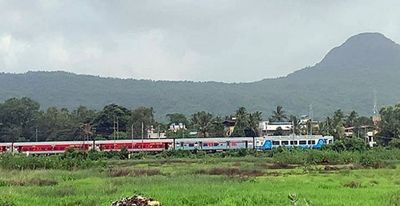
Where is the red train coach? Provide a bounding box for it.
[0,139,173,154]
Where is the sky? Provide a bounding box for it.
[0,0,399,82]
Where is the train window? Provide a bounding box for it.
[214,143,219,146]
[180,142,184,147]
[299,140,307,145]
[188,144,194,147]
[272,141,280,145]
[290,141,298,145]
[281,141,289,145]
[328,140,332,144]
[308,140,315,145]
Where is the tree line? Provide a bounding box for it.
[0,97,400,146]
[0,97,261,142]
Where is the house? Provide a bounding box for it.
[147,125,166,139]
[259,121,293,136]
[169,123,186,132]
[223,118,236,137]
[344,125,377,147]
[298,115,320,134]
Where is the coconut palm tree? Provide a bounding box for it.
[191,111,213,137]
[231,107,249,137]
[248,111,263,137]
[289,115,300,135]
[270,106,288,122]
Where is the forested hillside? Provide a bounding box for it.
[1,32,400,119]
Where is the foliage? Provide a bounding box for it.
[270,106,287,122]
[1,155,400,205]
[130,107,156,138]
[379,104,400,143]
[389,139,400,149]
[326,138,367,152]
[231,107,262,137]
[191,111,213,137]
[0,199,15,206]
[166,113,189,126]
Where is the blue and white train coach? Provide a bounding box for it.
[257,135,334,150]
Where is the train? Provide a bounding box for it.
[0,135,334,155]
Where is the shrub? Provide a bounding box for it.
[119,148,129,160]
[389,139,400,149]
[7,178,58,186]
[108,168,163,177]
[197,167,264,177]
[0,199,16,206]
[343,181,362,188]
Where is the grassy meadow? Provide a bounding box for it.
[1,156,400,206]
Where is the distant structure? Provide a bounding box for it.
[372,89,381,125]
[169,123,186,132]
[223,118,236,137]
[259,121,293,136]
[147,125,166,139]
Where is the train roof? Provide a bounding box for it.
[174,137,254,143]
[263,135,334,140]
[11,139,173,146]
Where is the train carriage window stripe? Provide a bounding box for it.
[272,141,280,145]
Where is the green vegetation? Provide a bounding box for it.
[0,96,391,143]
[0,154,400,206]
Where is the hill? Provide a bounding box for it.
[1,32,400,119]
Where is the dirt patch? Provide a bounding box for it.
[109,168,163,177]
[324,164,363,171]
[197,167,264,177]
[7,178,58,186]
[343,181,362,188]
[267,162,297,169]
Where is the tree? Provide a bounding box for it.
[289,115,300,135]
[379,104,400,143]
[332,110,345,139]
[130,107,156,138]
[248,111,263,137]
[231,107,249,137]
[93,104,131,137]
[210,116,225,137]
[270,106,287,122]
[346,111,358,127]
[0,97,40,142]
[72,106,97,124]
[166,113,189,126]
[191,111,213,137]
[37,107,80,141]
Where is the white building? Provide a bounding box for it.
[169,123,186,132]
[259,121,293,136]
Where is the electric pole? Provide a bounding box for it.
[141,122,144,152]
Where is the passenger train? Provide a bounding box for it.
[0,135,334,154]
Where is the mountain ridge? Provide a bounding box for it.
[1,32,400,119]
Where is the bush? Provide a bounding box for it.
[389,139,400,149]
[328,138,367,152]
[0,150,105,170]
[119,148,129,160]
[343,181,362,188]
[0,199,16,206]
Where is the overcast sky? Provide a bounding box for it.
[0,0,399,82]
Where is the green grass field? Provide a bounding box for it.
[1,157,400,206]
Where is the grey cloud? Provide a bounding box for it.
[0,0,399,82]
